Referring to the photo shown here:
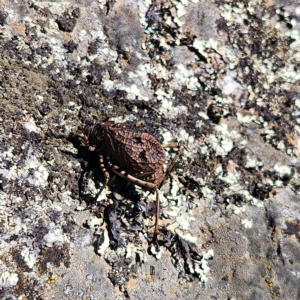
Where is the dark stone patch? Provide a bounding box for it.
[106,254,137,296]
[207,103,224,123]
[63,40,78,53]
[0,10,8,26]
[32,224,49,248]
[284,219,300,241]
[37,243,71,275]
[86,63,105,85]
[71,7,80,18]
[56,17,77,32]
[13,274,41,300]
[10,249,31,272]
[88,40,101,55]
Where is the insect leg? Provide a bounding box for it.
[152,187,160,242]
[99,154,110,190]
[77,133,96,151]
[133,171,155,180]
[64,132,96,151]
[108,164,157,191]
[93,156,117,201]
[161,142,179,149]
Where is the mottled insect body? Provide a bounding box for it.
[85,121,166,188]
[76,119,180,241]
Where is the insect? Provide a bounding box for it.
[73,118,180,242]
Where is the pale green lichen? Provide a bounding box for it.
[207,123,241,157]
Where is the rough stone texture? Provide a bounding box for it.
[1,0,300,299]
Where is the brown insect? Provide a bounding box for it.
[73,118,180,241]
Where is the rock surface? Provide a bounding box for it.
[1,0,300,299]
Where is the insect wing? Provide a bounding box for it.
[103,125,165,173]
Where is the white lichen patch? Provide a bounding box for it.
[273,164,292,178]
[276,140,286,150]
[146,189,168,206]
[216,70,244,100]
[111,114,137,124]
[0,239,9,250]
[236,111,256,125]
[150,243,165,259]
[219,168,240,185]
[201,186,216,200]
[166,221,180,233]
[21,247,36,269]
[86,217,102,228]
[188,248,214,283]
[203,249,214,260]
[32,165,49,186]
[245,155,263,169]
[125,243,146,263]
[0,272,18,288]
[85,177,101,199]
[175,211,195,231]
[170,63,201,91]
[13,216,22,235]
[218,168,264,209]
[58,191,74,207]
[2,146,14,159]
[207,132,226,153]
[206,123,241,156]
[226,202,246,214]
[159,98,188,118]
[44,228,69,246]
[4,155,49,187]
[21,116,40,133]
[177,232,197,244]
[97,227,110,256]
[241,219,253,229]
[193,38,221,59]
[138,1,221,127]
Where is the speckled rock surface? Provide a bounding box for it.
[1,0,300,299]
